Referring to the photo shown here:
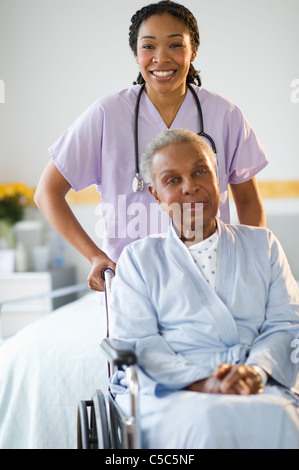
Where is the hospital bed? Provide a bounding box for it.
[0,285,109,449]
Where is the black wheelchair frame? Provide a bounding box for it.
[77,269,141,449]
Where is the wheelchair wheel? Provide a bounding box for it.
[77,400,94,449]
[77,390,111,449]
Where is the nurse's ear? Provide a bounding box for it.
[190,49,197,63]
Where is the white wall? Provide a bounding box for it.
[1,0,299,283]
[0,0,299,185]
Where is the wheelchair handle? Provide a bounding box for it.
[101,268,115,338]
[101,267,115,280]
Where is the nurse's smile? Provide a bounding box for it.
[150,70,176,80]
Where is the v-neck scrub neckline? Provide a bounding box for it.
[141,86,194,131]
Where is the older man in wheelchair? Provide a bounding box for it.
[106,128,299,449]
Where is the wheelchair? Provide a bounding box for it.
[77,269,141,449]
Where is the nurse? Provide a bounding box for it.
[34,0,268,292]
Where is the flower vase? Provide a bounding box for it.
[0,219,14,249]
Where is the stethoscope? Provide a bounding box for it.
[132,83,218,193]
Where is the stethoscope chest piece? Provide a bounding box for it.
[132,174,144,192]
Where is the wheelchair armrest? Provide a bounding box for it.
[101,337,137,369]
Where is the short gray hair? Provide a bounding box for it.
[141,128,217,187]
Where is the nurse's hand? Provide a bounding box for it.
[87,253,116,292]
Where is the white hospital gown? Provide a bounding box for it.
[188,231,218,290]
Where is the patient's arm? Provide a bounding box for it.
[34,160,115,291]
[185,364,264,395]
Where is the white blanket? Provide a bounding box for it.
[0,293,108,449]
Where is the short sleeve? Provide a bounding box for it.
[48,100,104,192]
[228,106,269,184]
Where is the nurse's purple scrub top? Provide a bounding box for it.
[49,84,268,263]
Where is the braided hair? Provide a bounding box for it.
[129,1,201,86]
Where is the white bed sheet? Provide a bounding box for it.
[0,293,108,449]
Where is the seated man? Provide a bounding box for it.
[109,128,299,449]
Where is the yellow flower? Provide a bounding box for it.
[0,182,35,223]
[2,184,15,197]
[0,182,34,202]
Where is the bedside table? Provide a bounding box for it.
[0,266,76,338]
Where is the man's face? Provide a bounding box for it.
[149,140,220,242]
